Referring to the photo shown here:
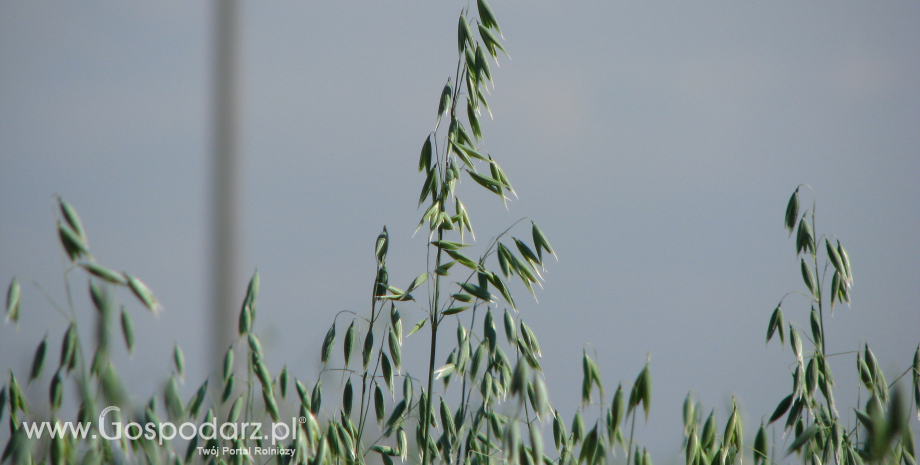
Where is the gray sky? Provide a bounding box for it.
[2,1,919,461]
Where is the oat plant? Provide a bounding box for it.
[680,186,918,465]
[0,2,657,465]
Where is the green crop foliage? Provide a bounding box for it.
[1,4,917,465]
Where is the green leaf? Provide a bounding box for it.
[343,378,353,416]
[188,380,208,419]
[466,169,506,192]
[767,304,785,346]
[58,221,89,261]
[59,198,86,241]
[826,239,845,280]
[388,328,401,370]
[475,43,492,85]
[722,408,738,454]
[311,380,322,415]
[837,241,853,285]
[768,394,793,424]
[784,188,799,235]
[363,329,374,369]
[831,271,841,309]
[503,308,516,343]
[796,217,815,256]
[221,377,234,402]
[121,307,135,353]
[805,358,818,398]
[685,428,699,465]
[321,323,336,364]
[29,336,47,382]
[376,226,389,265]
[228,394,244,423]
[487,272,516,309]
[406,273,428,294]
[754,424,768,465]
[639,364,652,420]
[468,99,481,140]
[125,273,160,314]
[434,260,457,276]
[49,372,62,411]
[785,424,819,456]
[408,318,427,337]
[344,320,356,368]
[800,258,816,297]
[450,140,475,169]
[430,241,470,250]
[513,238,542,269]
[238,300,251,335]
[445,249,478,269]
[60,323,76,372]
[295,379,311,411]
[374,382,386,426]
[701,410,716,449]
[174,343,185,379]
[784,397,804,432]
[248,333,264,359]
[442,306,470,315]
[532,222,556,262]
[478,23,507,58]
[5,277,21,325]
[437,80,453,126]
[419,169,435,206]
[810,307,822,349]
[165,375,184,420]
[458,15,473,53]
[491,159,516,198]
[582,352,594,405]
[497,243,512,277]
[80,263,126,285]
[521,321,541,358]
[611,384,626,429]
[533,375,549,420]
[454,142,489,161]
[477,0,502,37]
[435,364,456,379]
[790,326,803,363]
[459,283,493,302]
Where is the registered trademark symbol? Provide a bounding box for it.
[298,416,307,424]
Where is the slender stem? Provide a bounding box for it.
[358,323,389,441]
[626,410,637,465]
[824,350,858,358]
[246,349,254,423]
[24,277,70,320]
[423,227,444,465]
[458,306,479,422]
[812,210,826,356]
[855,368,861,444]
[357,294,383,441]
[423,317,439,465]
[886,366,914,389]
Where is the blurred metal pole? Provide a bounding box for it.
[210,0,241,375]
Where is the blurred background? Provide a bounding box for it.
[1,1,918,462]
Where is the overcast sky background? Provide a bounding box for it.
[1,1,919,461]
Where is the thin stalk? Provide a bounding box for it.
[423,227,444,465]
[626,411,637,465]
[423,318,439,465]
[812,208,826,356]
[357,297,384,441]
[886,366,914,389]
[358,324,388,441]
[458,306,479,422]
[246,351,254,423]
